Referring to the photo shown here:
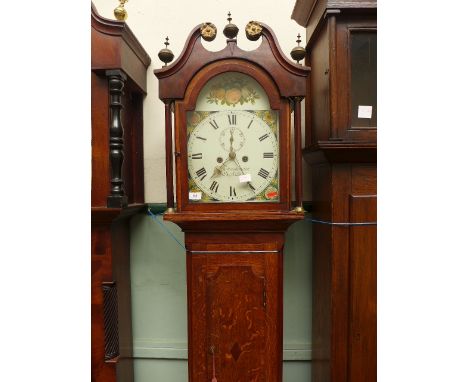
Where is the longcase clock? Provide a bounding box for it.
[154,18,309,382]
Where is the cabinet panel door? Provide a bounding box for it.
[188,252,282,382]
[207,264,266,381]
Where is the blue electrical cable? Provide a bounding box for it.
[305,217,377,226]
[146,207,186,250]
[147,207,377,248]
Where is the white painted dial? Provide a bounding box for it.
[187,110,279,202]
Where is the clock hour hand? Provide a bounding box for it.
[210,153,233,179]
[210,166,223,179]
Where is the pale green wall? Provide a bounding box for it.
[130,212,312,381]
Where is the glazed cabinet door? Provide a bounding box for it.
[187,252,282,382]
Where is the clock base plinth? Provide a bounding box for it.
[165,211,302,382]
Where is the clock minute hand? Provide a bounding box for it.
[213,129,236,177]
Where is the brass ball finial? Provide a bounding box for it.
[245,21,263,41]
[223,11,239,40]
[290,33,306,64]
[158,37,174,67]
[200,23,217,41]
[114,0,128,21]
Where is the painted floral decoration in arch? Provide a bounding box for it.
[206,75,260,106]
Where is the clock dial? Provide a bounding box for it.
[187,110,279,202]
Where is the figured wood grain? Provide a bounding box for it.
[187,248,284,382]
[207,266,266,381]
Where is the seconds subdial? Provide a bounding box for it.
[219,127,245,152]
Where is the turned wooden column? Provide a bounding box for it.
[164,100,175,211]
[293,97,304,211]
[106,69,128,208]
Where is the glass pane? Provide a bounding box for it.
[350,31,377,128]
[187,72,280,203]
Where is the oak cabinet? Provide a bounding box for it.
[292,1,377,381]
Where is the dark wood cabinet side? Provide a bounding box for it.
[91,4,150,382]
[292,2,377,381]
[309,163,376,382]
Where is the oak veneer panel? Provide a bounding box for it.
[207,265,266,381]
[187,251,282,382]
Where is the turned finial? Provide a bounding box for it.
[158,37,174,67]
[223,11,239,40]
[114,0,128,21]
[290,33,306,64]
